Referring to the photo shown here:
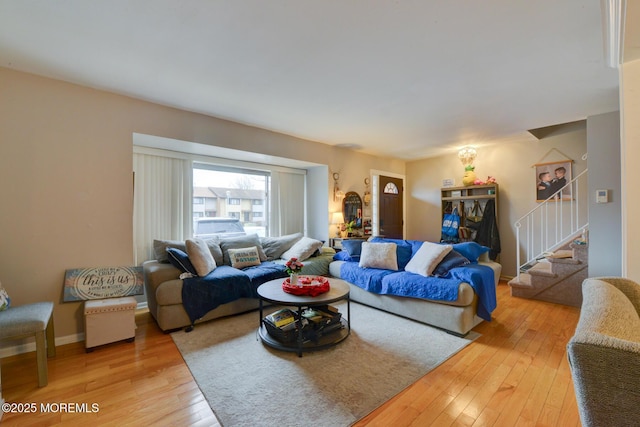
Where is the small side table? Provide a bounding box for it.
[84,297,137,352]
[330,237,368,251]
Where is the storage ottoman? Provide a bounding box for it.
[84,297,137,352]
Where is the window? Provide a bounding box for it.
[384,182,399,194]
[133,139,307,264]
[193,164,269,237]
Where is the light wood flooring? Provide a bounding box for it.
[1,282,581,426]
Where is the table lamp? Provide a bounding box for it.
[331,212,344,237]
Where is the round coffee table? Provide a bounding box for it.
[257,277,350,357]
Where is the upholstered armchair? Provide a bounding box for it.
[567,277,640,426]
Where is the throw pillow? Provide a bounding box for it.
[153,239,187,263]
[333,250,352,261]
[260,233,303,260]
[341,240,364,261]
[166,248,198,275]
[452,242,490,263]
[227,246,262,269]
[368,237,413,269]
[0,282,10,311]
[359,242,398,270]
[204,239,224,266]
[281,236,324,262]
[405,241,453,277]
[185,238,217,276]
[219,234,267,265]
[432,250,470,277]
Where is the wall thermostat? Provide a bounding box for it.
[596,189,609,203]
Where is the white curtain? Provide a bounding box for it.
[270,171,305,236]
[133,153,192,264]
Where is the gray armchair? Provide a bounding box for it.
[567,277,640,427]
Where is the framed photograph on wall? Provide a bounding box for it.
[534,160,572,202]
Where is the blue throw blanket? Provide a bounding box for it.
[181,262,287,325]
[340,262,496,321]
[182,266,254,325]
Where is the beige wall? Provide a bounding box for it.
[620,59,640,281]
[0,67,403,340]
[406,130,588,278]
[0,65,618,342]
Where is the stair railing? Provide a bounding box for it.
[515,169,588,280]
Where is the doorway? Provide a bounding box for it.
[378,175,404,239]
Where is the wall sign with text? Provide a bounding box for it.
[63,266,144,302]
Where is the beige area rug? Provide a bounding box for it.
[171,301,479,427]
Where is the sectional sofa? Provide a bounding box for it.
[143,234,501,337]
[329,238,502,336]
[143,233,334,331]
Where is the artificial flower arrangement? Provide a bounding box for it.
[473,175,498,185]
[284,257,304,275]
[341,220,356,236]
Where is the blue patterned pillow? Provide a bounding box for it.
[166,248,197,275]
[452,242,490,263]
[341,240,364,261]
[433,250,471,277]
[333,251,352,261]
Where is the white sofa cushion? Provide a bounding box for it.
[358,242,398,270]
[186,238,217,276]
[405,242,452,277]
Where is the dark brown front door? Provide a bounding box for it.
[379,175,403,239]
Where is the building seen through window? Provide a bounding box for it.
[193,164,269,237]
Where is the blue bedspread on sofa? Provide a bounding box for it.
[340,262,496,321]
[181,262,287,324]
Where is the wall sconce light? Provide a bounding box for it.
[333,172,345,202]
[458,146,477,167]
[331,211,344,237]
[363,177,371,206]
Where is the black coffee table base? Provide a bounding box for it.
[257,278,351,357]
[258,316,349,356]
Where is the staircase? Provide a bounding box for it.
[508,169,588,307]
[508,241,588,307]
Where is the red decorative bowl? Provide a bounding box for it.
[282,276,331,296]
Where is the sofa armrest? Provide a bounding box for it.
[142,260,181,293]
[588,276,640,315]
[568,277,640,426]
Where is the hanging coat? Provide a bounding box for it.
[474,199,501,260]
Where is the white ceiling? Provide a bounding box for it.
[0,1,621,160]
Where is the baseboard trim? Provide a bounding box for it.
[1,301,147,359]
[0,333,85,359]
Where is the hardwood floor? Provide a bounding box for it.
[1,282,581,426]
